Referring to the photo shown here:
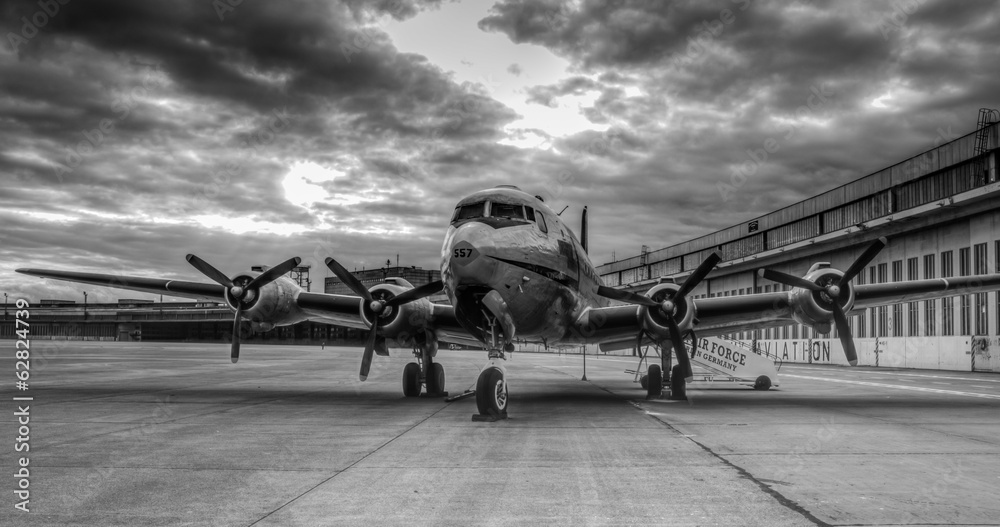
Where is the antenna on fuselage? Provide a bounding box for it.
[557,205,569,216]
[581,206,588,254]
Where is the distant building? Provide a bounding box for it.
[324,266,442,295]
[596,112,1000,372]
[0,301,365,344]
[1,267,444,345]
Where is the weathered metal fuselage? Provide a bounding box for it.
[441,187,609,347]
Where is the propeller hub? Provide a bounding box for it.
[370,300,385,314]
[826,284,841,299]
[230,285,244,298]
[661,299,675,316]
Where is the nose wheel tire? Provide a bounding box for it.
[427,362,446,394]
[475,367,508,419]
[402,362,421,397]
[646,364,662,399]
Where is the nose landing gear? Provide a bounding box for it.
[472,323,514,422]
[474,361,508,421]
[471,308,514,421]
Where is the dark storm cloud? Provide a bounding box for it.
[0,0,521,300]
[4,0,1000,301]
[478,0,1000,265]
[478,0,768,69]
[524,75,602,106]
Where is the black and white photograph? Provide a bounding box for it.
[2,0,1000,525]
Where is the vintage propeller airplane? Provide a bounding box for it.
[17,185,1000,420]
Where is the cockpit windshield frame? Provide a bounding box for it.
[452,201,488,222]
[451,198,547,232]
[490,202,526,220]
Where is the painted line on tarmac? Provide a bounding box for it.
[786,366,1000,384]
[784,374,1000,400]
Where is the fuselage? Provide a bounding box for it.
[440,186,609,347]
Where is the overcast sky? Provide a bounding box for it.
[2,0,999,302]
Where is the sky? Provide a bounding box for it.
[2,0,999,302]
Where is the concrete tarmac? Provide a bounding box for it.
[2,341,999,526]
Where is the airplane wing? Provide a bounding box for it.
[15,267,479,346]
[695,275,1000,337]
[589,275,1000,350]
[15,268,226,301]
[586,238,1000,370]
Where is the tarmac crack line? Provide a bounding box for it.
[560,370,835,525]
[246,401,453,526]
[629,401,833,527]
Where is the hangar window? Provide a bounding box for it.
[453,202,487,222]
[491,203,526,220]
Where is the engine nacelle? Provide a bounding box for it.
[788,265,856,334]
[638,283,696,343]
[224,274,308,329]
[361,283,436,352]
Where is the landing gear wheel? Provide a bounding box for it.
[475,367,508,420]
[669,364,687,401]
[640,374,649,390]
[402,362,420,397]
[754,375,772,391]
[426,363,446,394]
[646,364,662,399]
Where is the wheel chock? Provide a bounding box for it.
[471,409,508,422]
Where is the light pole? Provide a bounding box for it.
[3,292,7,319]
[83,291,88,320]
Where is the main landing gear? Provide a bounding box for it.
[637,338,689,401]
[402,340,447,398]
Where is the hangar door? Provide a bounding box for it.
[971,337,1000,372]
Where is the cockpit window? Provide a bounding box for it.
[536,211,548,233]
[525,207,536,222]
[453,202,486,221]
[490,203,525,220]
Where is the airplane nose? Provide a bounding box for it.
[444,222,497,286]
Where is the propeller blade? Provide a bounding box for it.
[665,317,694,381]
[840,237,887,286]
[596,285,659,308]
[360,319,378,381]
[246,256,302,290]
[386,280,444,308]
[757,268,824,292]
[186,254,234,288]
[675,251,722,299]
[231,303,242,363]
[325,257,373,303]
[831,303,858,366]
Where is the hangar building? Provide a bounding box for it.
[595,110,1000,373]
